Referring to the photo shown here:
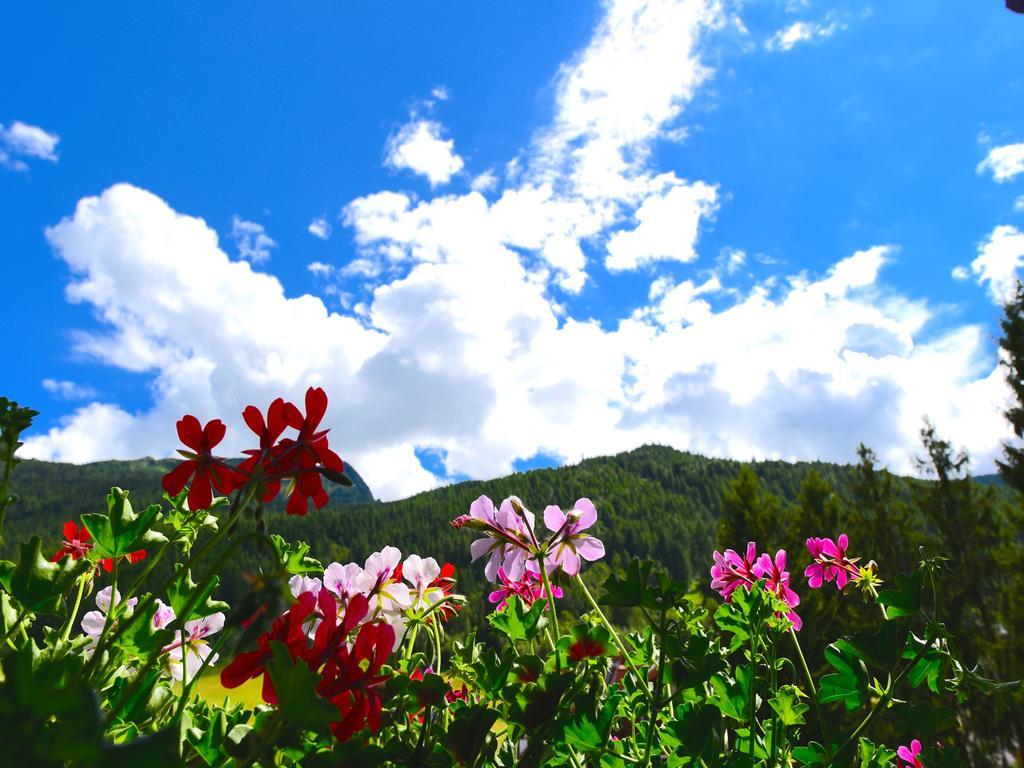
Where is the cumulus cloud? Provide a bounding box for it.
[307,261,335,277]
[0,120,60,170]
[766,19,843,52]
[308,217,332,240]
[977,142,1024,183]
[23,0,1014,499]
[966,225,1024,305]
[385,120,464,187]
[231,216,276,263]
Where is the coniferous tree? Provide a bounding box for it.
[997,279,1024,493]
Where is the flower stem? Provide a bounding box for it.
[537,558,561,655]
[790,627,832,756]
[61,574,88,643]
[748,626,758,759]
[769,637,780,768]
[573,573,652,702]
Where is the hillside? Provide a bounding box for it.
[0,445,936,617]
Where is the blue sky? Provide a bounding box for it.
[3,0,1024,499]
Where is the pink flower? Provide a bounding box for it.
[710,542,760,601]
[487,567,563,610]
[897,739,924,768]
[453,495,537,583]
[542,499,605,576]
[754,550,802,631]
[805,534,860,590]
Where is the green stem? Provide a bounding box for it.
[790,627,832,755]
[431,619,444,674]
[769,637,780,768]
[574,573,652,702]
[641,608,668,767]
[537,558,561,642]
[748,626,758,759]
[61,574,88,643]
[173,630,233,723]
[403,622,421,662]
[0,609,28,647]
[827,634,935,766]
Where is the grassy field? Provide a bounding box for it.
[193,669,264,709]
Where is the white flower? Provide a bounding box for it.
[402,554,445,611]
[81,587,138,647]
[288,574,323,598]
[323,562,364,602]
[165,612,224,684]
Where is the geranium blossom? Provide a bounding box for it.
[317,619,395,742]
[355,546,412,647]
[805,534,861,590]
[238,396,294,502]
[165,613,225,683]
[50,520,93,562]
[152,598,176,629]
[754,550,802,631]
[402,554,446,612]
[542,498,605,576]
[897,739,924,768]
[452,495,537,582]
[488,567,563,610]
[427,563,461,621]
[275,387,346,516]
[162,416,240,511]
[81,587,138,647]
[99,548,146,573]
[324,562,365,602]
[710,541,760,601]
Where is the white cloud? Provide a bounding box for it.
[605,180,718,271]
[471,170,498,193]
[307,261,334,277]
[23,0,1015,500]
[385,120,464,187]
[431,85,451,101]
[42,379,98,401]
[0,120,60,170]
[977,143,1024,183]
[951,265,969,281]
[967,225,1024,304]
[765,19,843,52]
[1015,195,1024,213]
[308,217,332,240]
[231,216,276,263]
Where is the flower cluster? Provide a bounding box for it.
[282,547,462,650]
[710,541,802,630]
[162,386,346,515]
[221,590,395,742]
[452,495,605,592]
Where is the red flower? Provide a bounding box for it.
[275,387,345,516]
[51,520,94,562]
[162,416,240,511]
[317,620,395,742]
[238,397,297,502]
[100,549,146,573]
[220,591,319,704]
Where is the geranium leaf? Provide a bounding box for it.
[81,488,167,559]
[819,642,869,711]
[444,705,500,767]
[0,536,92,614]
[265,641,337,730]
[876,572,923,619]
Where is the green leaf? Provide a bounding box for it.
[111,599,175,656]
[876,571,923,619]
[855,737,897,767]
[102,729,181,768]
[488,595,547,643]
[0,536,92,613]
[269,534,322,575]
[566,692,622,753]
[709,665,751,721]
[669,703,721,759]
[167,566,229,620]
[445,704,500,766]
[792,742,829,766]
[840,620,908,670]
[265,641,338,730]
[769,685,809,727]
[819,642,869,711]
[81,488,167,559]
[601,559,656,608]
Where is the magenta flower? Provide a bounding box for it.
[805,533,860,589]
[710,541,760,601]
[897,739,924,768]
[452,495,537,583]
[754,550,802,631]
[487,567,563,610]
[542,498,606,576]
